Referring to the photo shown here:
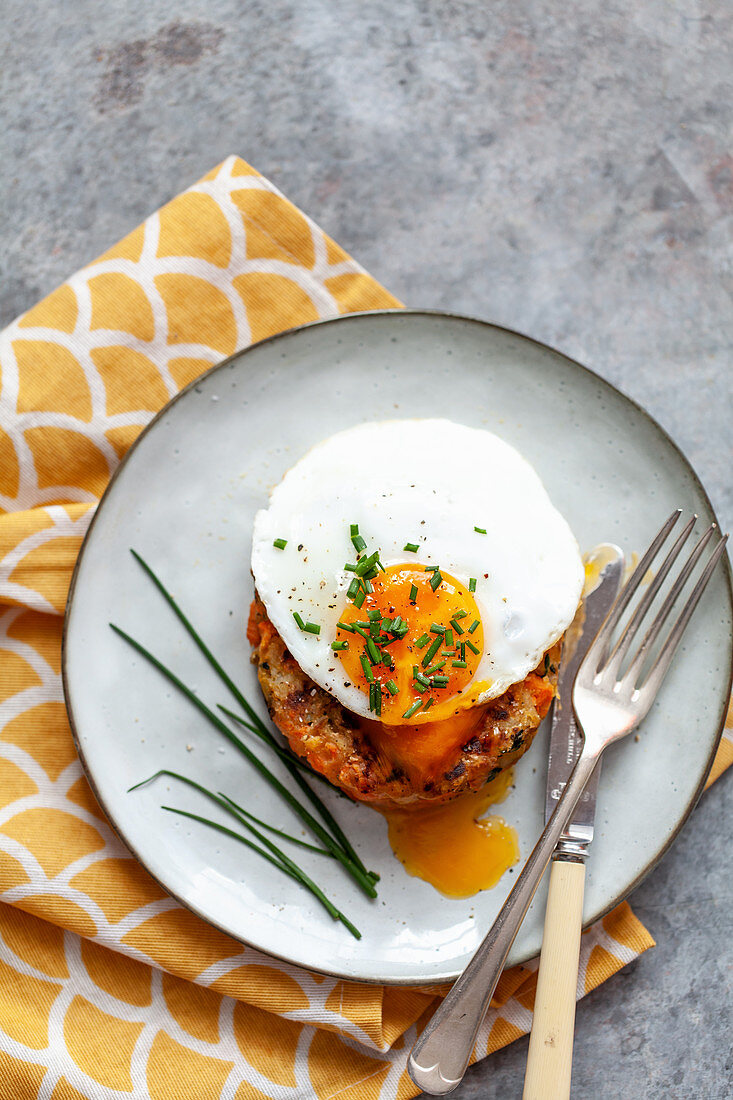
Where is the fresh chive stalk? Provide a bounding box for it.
[164,801,359,939]
[113,624,379,897]
[123,551,378,888]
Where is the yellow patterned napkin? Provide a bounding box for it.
[0,156,729,1099]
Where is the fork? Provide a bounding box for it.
[408,510,729,1095]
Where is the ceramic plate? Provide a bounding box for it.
[63,311,733,984]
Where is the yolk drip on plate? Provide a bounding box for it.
[337,563,487,726]
[379,769,519,897]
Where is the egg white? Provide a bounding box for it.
[251,420,584,720]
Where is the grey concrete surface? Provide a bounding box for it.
[2,2,731,1097]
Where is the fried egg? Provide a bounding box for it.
[251,420,583,725]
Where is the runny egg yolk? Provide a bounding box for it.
[336,564,485,725]
[379,769,519,897]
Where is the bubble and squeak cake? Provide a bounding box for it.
[247,420,583,809]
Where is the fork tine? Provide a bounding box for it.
[624,524,718,686]
[633,533,728,699]
[603,515,697,678]
[586,509,681,671]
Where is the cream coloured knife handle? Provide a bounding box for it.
[523,858,585,1100]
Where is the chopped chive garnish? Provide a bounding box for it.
[422,636,442,667]
[356,551,380,577]
[350,523,359,536]
[431,675,449,687]
[352,534,367,553]
[460,642,466,661]
[469,578,477,592]
[344,562,357,572]
[293,612,306,630]
[444,628,454,647]
[386,679,399,696]
[414,633,430,648]
[474,526,487,534]
[353,589,365,608]
[426,659,447,674]
[442,649,454,656]
[452,659,467,668]
[403,542,419,553]
[331,640,348,651]
[465,639,480,655]
[430,623,445,635]
[352,624,368,639]
[360,655,374,682]
[337,620,355,633]
[468,619,480,633]
[412,681,428,694]
[304,622,321,635]
[403,699,423,719]
[368,608,381,621]
[415,671,431,687]
[424,697,435,711]
[361,577,373,593]
[369,682,381,715]
[430,570,442,592]
[455,609,468,619]
[424,565,438,572]
[381,617,393,632]
[347,578,360,600]
[366,638,381,663]
[450,618,465,635]
[273,538,287,550]
[409,584,418,602]
[382,651,393,668]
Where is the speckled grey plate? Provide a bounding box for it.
[63,311,733,985]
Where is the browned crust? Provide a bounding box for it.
[247,595,561,808]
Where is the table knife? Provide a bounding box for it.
[523,544,624,1100]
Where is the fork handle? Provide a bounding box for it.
[408,749,600,1096]
[522,857,585,1100]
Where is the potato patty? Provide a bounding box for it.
[247,595,560,808]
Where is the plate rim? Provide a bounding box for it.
[61,308,733,986]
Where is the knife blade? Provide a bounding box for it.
[523,543,624,1100]
[544,543,625,856]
